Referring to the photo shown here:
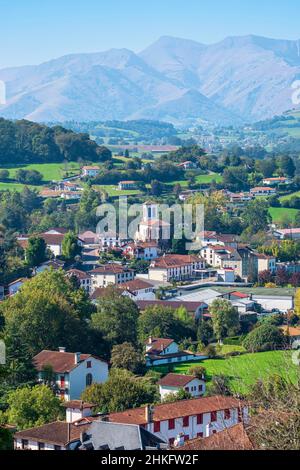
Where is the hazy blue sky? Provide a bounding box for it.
[1,0,300,69]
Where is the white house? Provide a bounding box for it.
[81,166,100,178]
[145,337,200,367]
[148,254,206,283]
[157,373,206,401]
[262,177,291,186]
[66,269,92,294]
[14,401,98,451]
[108,396,249,446]
[118,279,156,301]
[123,241,159,260]
[273,228,300,241]
[33,347,109,401]
[118,180,137,191]
[250,186,276,197]
[90,264,135,290]
[14,401,166,451]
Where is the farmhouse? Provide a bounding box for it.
[33,348,108,401]
[250,187,276,197]
[81,166,100,178]
[118,180,137,191]
[157,373,206,400]
[262,177,291,186]
[108,396,249,446]
[13,401,166,451]
[144,337,200,367]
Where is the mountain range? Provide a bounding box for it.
[0,35,300,125]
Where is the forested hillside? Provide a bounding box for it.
[0,118,112,164]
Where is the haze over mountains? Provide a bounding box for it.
[0,35,300,125]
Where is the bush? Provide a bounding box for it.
[204,344,218,358]
[188,366,206,380]
[243,323,286,352]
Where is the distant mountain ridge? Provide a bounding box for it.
[0,35,300,125]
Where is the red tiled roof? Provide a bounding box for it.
[119,279,153,291]
[14,418,98,447]
[178,423,253,450]
[231,291,250,299]
[157,373,199,388]
[145,337,174,355]
[67,269,91,280]
[33,350,100,373]
[151,254,203,269]
[41,233,65,246]
[63,400,96,410]
[108,396,245,425]
[90,264,133,275]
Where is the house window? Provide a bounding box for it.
[184,435,189,442]
[183,416,189,427]
[169,438,175,446]
[211,411,217,422]
[197,432,203,438]
[168,419,175,430]
[185,387,189,392]
[86,373,93,387]
[54,445,61,451]
[153,421,160,433]
[38,442,45,450]
[198,385,203,392]
[22,439,29,450]
[60,376,65,388]
[197,414,203,425]
[224,409,231,420]
[86,361,92,369]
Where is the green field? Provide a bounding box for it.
[280,191,300,202]
[269,206,299,224]
[166,173,223,187]
[93,185,142,197]
[0,182,39,192]
[1,162,81,182]
[153,351,298,395]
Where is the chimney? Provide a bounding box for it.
[145,405,153,424]
[74,352,81,364]
[148,336,153,345]
[58,347,66,353]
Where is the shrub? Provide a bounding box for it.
[188,366,206,380]
[243,323,286,352]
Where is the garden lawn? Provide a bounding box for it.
[153,350,298,395]
[268,207,299,224]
